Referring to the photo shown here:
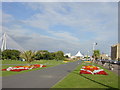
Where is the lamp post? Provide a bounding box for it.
[93,42,97,51]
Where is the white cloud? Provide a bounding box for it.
[22,2,117,31]
[2,12,14,23]
[2,2,118,55]
[48,31,80,42]
[2,25,81,53]
[2,0,119,2]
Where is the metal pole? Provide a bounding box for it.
[92,42,96,64]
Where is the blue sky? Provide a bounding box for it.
[1,2,118,55]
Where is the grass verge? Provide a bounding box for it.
[1,60,67,77]
[52,62,119,89]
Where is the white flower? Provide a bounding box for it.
[6,67,13,71]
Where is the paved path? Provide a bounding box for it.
[2,60,81,88]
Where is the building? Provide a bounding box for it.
[70,56,76,59]
[100,53,110,60]
[111,43,120,61]
[64,53,71,58]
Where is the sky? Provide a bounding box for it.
[1,2,118,56]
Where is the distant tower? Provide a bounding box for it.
[1,32,7,51]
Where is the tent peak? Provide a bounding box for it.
[75,51,83,57]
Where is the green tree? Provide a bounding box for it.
[93,50,100,58]
[49,52,56,60]
[34,50,65,60]
[34,52,42,60]
[43,52,51,60]
[20,50,36,64]
[55,51,65,60]
[2,49,21,60]
[93,50,100,63]
[34,50,49,60]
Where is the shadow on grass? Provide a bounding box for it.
[72,71,119,90]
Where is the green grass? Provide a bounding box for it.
[52,62,119,89]
[1,60,67,77]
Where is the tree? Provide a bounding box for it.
[43,52,51,60]
[34,50,49,60]
[33,50,65,60]
[49,52,56,60]
[20,50,36,64]
[93,50,100,63]
[55,51,65,60]
[2,49,21,60]
[34,52,42,60]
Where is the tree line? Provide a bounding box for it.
[1,49,65,61]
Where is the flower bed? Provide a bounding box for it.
[84,61,92,63]
[80,65,108,75]
[2,64,46,72]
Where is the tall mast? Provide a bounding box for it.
[1,32,7,51]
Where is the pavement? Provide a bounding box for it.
[2,60,81,88]
[97,62,120,76]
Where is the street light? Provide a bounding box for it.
[93,42,97,51]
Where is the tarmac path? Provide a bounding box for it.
[2,60,81,88]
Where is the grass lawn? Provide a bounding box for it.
[52,61,119,89]
[1,60,68,77]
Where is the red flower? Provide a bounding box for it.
[80,69,93,74]
[42,65,46,67]
[94,70,108,75]
[2,69,7,71]
[80,65,108,75]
